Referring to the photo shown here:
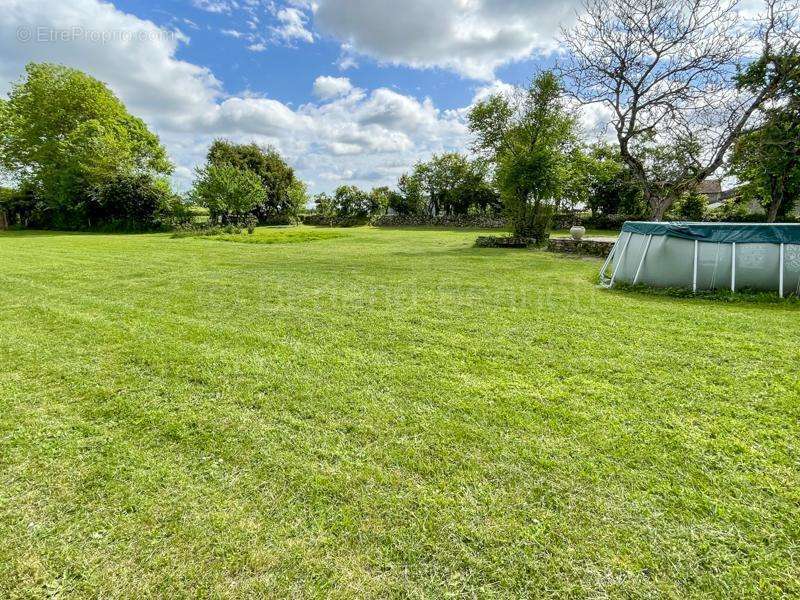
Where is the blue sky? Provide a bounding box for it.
[2,0,583,192]
[114,0,497,111]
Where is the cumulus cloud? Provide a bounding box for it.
[313,76,354,99]
[472,80,517,104]
[0,0,471,192]
[270,6,314,44]
[0,0,222,126]
[313,0,581,80]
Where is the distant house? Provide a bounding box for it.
[705,184,766,214]
[697,179,723,205]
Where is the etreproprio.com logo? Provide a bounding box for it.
[16,26,179,44]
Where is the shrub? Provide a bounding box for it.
[475,234,545,248]
[307,186,387,226]
[192,164,265,225]
[162,196,198,229]
[583,213,647,230]
[0,184,47,228]
[668,192,708,221]
[85,174,178,232]
[244,215,258,234]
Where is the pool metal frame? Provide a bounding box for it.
[600,229,790,297]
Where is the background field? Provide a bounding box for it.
[0,227,798,598]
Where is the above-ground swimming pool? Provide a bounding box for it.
[600,222,800,296]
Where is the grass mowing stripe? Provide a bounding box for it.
[0,227,798,597]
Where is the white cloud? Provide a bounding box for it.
[313,0,580,80]
[472,80,517,104]
[271,6,314,44]
[335,45,359,71]
[0,0,471,193]
[0,0,222,126]
[192,0,233,14]
[313,76,353,99]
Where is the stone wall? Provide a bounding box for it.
[547,238,615,258]
[375,213,642,231]
[474,236,538,248]
[374,214,508,229]
[299,214,370,227]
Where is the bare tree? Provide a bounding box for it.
[559,0,800,220]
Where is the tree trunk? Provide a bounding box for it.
[766,177,783,223]
[0,211,7,230]
[648,194,671,222]
[767,198,782,223]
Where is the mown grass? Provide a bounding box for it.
[174,227,347,245]
[0,226,797,598]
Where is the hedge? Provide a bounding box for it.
[374,214,508,229]
[474,234,548,248]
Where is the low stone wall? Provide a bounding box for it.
[475,235,537,248]
[299,214,370,227]
[375,215,508,229]
[547,238,615,257]
[375,213,646,231]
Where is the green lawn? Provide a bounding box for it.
[0,227,797,598]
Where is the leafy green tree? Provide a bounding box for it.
[0,183,40,228]
[731,52,800,222]
[0,186,13,228]
[383,188,407,215]
[469,72,577,239]
[192,165,266,225]
[396,173,426,215]
[731,118,800,222]
[668,191,708,221]
[402,153,500,217]
[286,180,309,223]
[85,174,179,231]
[583,144,645,216]
[558,146,592,213]
[560,0,800,220]
[333,185,372,219]
[313,192,335,219]
[0,63,172,227]
[207,140,298,223]
[368,187,391,217]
